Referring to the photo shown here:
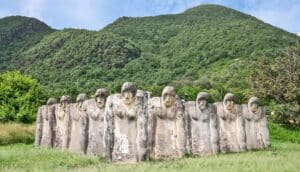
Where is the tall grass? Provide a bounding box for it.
[0,122,299,145]
[0,123,35,145]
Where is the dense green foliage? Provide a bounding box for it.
[18,29,141,97]
[249,46,300,126]
[103,5,298,93]
[0,5,299,124]
[0,71,46,123]
[0,16,53,71]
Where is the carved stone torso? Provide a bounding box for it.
[40,105,56,148]
[109,94,139,163]
[54,104,71,150]
[149,97,185,159]
[185,101,218,155]
[69,103,88,154]
[215,102,245,153]
[242,105,269,150]
[85,99,105,156]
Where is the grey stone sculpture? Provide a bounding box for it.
[242,97,270,150]
[185,92,219,155]
[35,85,272,162]
[69,93,88,154]
[215,93,246,153]
[35,98,57,148]
[148,86,185,160]
[85,89,109,156]
[104,82,148,163]
[54,95,71,150]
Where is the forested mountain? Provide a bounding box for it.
[0,5,299,100]
[0,16,53,70]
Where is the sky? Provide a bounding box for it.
[0,0,299,35]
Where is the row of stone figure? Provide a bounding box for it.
[35,82,270,163]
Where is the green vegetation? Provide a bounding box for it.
[269,123,300,143]
[0,71,46,123]
[0,123,35,145]
[249,46,300,127]
[0,141,299,171]
[0,16,53,71]
[0,4,299,125]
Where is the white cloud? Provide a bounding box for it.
[0,8,12,18]
[19,0,46,20]
[244,0,300,33]
[1,0,299,33]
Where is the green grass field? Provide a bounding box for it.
[0,122,299,172]
[0,141,299,172]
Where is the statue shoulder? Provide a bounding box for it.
[82,99,96,111]
[106,94,122,109]
[149,97,162,108]
[185,101,196,114]
[235,104,243,116]
[208,103,217,113]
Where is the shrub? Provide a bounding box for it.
[0,71,46,123]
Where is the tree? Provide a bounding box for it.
[249,46,300,126]
[0,71,46,123]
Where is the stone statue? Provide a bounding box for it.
[69,93,89,154]
[35,98,57,148]
[185,92,219,155]
[215,93,246,153]
[148,86,185,160]
[104,82,148,163]
[242,97,270,150]
[85,89,109,156]
[54,95,71,150]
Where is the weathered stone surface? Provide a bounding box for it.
[215,93,246,153]
[136,90,149,161]
[185,92,219,155]
[68,93,88,154]
[104,82,148,163]
[85,89,109,156]
[148,86,185,160]
[35,98,57,148]
[242,97,270,150]
[54,95,71,150]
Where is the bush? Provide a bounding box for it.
[249,46,300,127]
[0,71,46,123]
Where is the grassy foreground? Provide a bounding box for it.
[0,141,299,172]
[0,122,299,171]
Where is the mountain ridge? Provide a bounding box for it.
[0,4,299,100]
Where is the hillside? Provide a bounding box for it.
[0,4,299,100]
[0,16,53,70]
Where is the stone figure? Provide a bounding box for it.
[242,97,270,150]
[105,82,148,163]
[54,95,71,150]
[85,89,109,156]
[148,86,185,160]
[69,93,89,154]
[215,93,246,153]
[185,92,219,155]
[35,98,57,148]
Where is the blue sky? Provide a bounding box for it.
[0,0,299,34]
